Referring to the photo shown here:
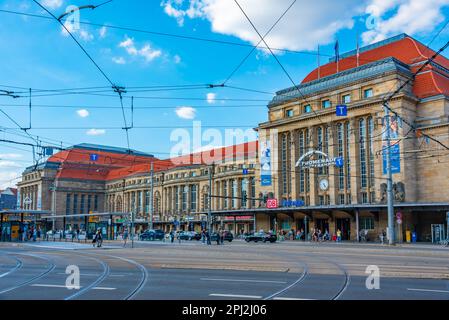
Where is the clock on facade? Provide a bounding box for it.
[319,178,329,191]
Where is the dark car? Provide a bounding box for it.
[178,231,201,241]
[245,232,277,243]
[140,229,165,241]
[210,231,234,242]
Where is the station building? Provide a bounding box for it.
[12,34,449,242]
[256,34,449,242]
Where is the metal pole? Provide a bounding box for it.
[304,216,308,242]
[149,162,154,230]
[131,209,135,249]
[207,165,212,233]
[356,210,360,242]
[384,103,395,245]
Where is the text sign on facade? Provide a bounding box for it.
[296,150,343,169]
[336,105,348,117]
[282,200,305,208]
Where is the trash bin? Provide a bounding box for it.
[412,232,417,243]
[406,231,411,243]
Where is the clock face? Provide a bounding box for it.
[319,179,329,191]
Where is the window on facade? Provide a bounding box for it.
[347,194,352,204]
[345,122,351,189]
[303,104,312,113]
[370,192,376,203]
[73,194,78,215]
[317,127,324,175]
[342,94,351,104]
[321,100,331,109]
[337,124,345,190]
[223,181,228,209]
[190,185,197,211]
[138,191,142,212]
[299,131,305,193]
[80,195,85,214]
[339,194,345,205]
[241,179,247,209]
[145,191,150,213]
[364,88,373,98]
[66,194,71,214]
[87,195,92,213]
[94,195,98,211]
[182,186,188,211]
[318,196,325,206]
[361,192,369,204]
[359,217,375,230]
[368,117,375,188]
[286,109,294,118]
[231,180,238,208]
[281,134,289,194]
[359,119,368,189]
[251,177,256,207]
[174,186,179,211]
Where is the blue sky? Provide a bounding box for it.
[1,0,449,187]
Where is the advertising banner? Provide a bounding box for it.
[260,140,272,186]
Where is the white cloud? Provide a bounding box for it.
[161,0,362,51]
[174,54,182,64]
[0,161,22,169]
[175,106,196,119]
[86,129,106,136]
[119,36,163,62]
[0,170,22,189]
[77,109,89,118]
[0,153,23,160]
[207,93,216,104]
[61,21,94,42]
[79,29,94,41]
[112,57,126,64]
[42,0,63,9]
[362,0,449,44]
[99,26,107,38]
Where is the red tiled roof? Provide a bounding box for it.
[49,141,259,182]
[301,35,449,99]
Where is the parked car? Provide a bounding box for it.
[178,231,201,241]
[139,229,165,241]
[245,232,277,243]
[210,231,234,242]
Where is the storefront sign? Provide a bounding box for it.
[296,150,343,169]
[282,200,305,208]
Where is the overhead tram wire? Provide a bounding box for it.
[221,0,297,86]
[382,39,449,151]
[32,0,131,151]
[232,0,327,128]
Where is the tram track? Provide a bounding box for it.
[0,254,23,279]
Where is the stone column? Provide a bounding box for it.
[290,130,298,200]
[328,124,338,205]
[308,127,318,206]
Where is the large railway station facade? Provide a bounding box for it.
[13,34,449,242]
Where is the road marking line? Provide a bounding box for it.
[201,278,287,284]
[273,297,315,300]
[407,288,449,294]
[56,273,126,277]
[31,284,116,290]
[209,294,262,299]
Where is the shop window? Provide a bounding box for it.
[359,217,375,230]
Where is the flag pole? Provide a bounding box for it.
[317,44,321,79]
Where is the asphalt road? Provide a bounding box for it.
[0,240,448,300]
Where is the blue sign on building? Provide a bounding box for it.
[242,169,249,175]
[90,154,99,162]
[335,157,344,168]
[382,144,401,174]
[336,105,348,117]
[282,200,305,208]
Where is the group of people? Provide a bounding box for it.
[18,225,40,242]
[277,228,343,242]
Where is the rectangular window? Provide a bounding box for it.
[359,217,375,230]
[342,94,351,104]
[73,194,78,215]
[182,186,188,211]
[364,88,373,98]
[318,196,325,206]
[94,195,98,211]
[87,195,92,213]
[339,194,345,205]
[281,134,289,194]
[286,109,294,117]
[321,100,331,109]
[232,180,238,208]
[370,191,376,203]
[190,185,197,211]
[145,191,150,213]
[303,104,312,113]
[174,186,179,211]
[223,181,228,209]
[80,195,85,214]
[361,192,369,204]
[66,194,71,214]
[359,119,368,189]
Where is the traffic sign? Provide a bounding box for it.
[396,212,402,220]
[336,105,348,117]
[335,157,344,168]
[266,199,278,209]
[90,154,99,162]
[397,219,402,225]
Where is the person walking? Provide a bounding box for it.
[220,230,225,245]
[337,229,342,243]
[206,230,211,245]
[170,230,175,243]
[123,228,129,247]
